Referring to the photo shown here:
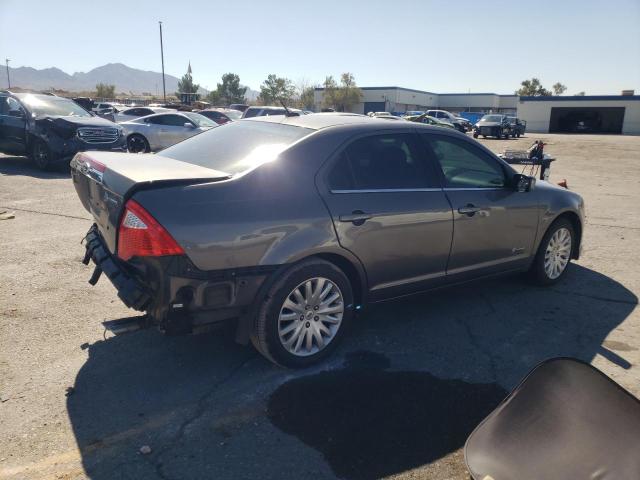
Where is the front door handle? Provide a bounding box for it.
[339,211,372,226]
[458,204,481,216]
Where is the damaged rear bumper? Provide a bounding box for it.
[83,224,151,311]
[81,224,274,337]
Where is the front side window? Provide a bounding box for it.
[328,133,435,191]
[243,108,260,118]
[159,114,191,126]
[425,135,506,188]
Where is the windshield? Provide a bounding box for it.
[17,94,91,118]
[160,121,313,175]
[183,112,218,128]
[482,115,503,122]
[225,110,242,120]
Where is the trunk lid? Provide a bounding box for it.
[71,151,230,253]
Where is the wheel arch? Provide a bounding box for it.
[234,250,368,345]
[554,210,582,259]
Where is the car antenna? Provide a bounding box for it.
[280,99,295,117]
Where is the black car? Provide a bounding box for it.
[473,114,513,139]
[197,108,243,125]
[0,92,126,169]
[506,116,527,138]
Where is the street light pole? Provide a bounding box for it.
[5,58,10,89]
[159,21,166,103]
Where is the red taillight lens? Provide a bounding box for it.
[117,200,184,261]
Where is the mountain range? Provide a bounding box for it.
[1,63,259,99]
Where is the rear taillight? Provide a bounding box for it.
[117,200,184,261]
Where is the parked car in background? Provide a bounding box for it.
[229,104,249,112]
[0,91,125,169]
[115,106,173,123]
[122,111,217,152]
[242,106,302,118]
[506,116,527,137]
[473,114,513,139]
[405,113,456,129]
[74,114,584,367]
[197,108,243,125]
[425,110,467,132]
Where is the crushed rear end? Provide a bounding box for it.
[71,151,249,334]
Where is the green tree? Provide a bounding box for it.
[574,91,586,96]
[516,78,552,96]
[552,82,567,95]
[298,86,316,110]
[95,83,115,98]
[207,73,247,105]
[322,73,363,112]
[321,76,338,110]
[258,74,295,105]
[176,62,200,95]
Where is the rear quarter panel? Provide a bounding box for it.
[132,129,356,272]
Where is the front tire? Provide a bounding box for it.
[473,132,479,139]
[127,134,150,153]
[31,140,53,170]
[529,218,574,285]
[251,259,354,368]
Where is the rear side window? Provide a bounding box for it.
[328,133,436,191]
[160,121,313,175]
[243,108,260,118]
[424,135,506,188]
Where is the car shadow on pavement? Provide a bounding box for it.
[67,264,637,479]
[0,155,69,179]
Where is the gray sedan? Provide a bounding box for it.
[121,111,217,152]
[71,114,584,367]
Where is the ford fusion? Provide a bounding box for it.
[71,113,584,367]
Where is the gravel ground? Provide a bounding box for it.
[1,133,639,480]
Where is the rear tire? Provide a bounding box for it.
[251,259,354,368]
[473,133,479,138]
[127,134,150,153]
[529,218,575,285]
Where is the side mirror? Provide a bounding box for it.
[513,174,536,192]
[184,122,195,129]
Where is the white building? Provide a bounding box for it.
[313,86,640,134]
[313,86,516,116]
[518,95,640,134]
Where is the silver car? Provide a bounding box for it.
[114,106,174,123]
[122,111,217,152]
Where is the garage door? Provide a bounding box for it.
[364,102,386,114]
[549,107,625,134]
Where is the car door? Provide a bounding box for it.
[0,96,27,154]
[318,131,453,301]
[153,114,195,148]
[422,133,540,278]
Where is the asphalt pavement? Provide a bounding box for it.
[1,133,639,480]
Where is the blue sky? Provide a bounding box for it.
[1,0,639,94]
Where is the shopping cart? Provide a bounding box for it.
[498,140,555,181]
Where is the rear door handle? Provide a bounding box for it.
[458,204,481,216]
[339,211,372,225]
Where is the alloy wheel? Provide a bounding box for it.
[277,277,344,357]
[544,227,572,279]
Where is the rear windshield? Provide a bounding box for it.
[482,115,503,122]
[160,121,313,175]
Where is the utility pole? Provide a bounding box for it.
[159,21,166,103]
[5,58,10,89]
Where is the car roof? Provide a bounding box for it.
[244,112,448,131]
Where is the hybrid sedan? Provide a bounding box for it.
[72,113,584,367]
[122,111,217,152]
